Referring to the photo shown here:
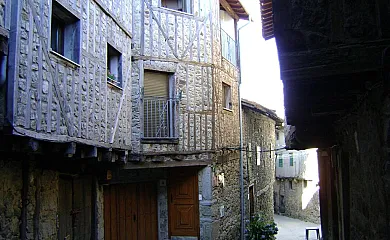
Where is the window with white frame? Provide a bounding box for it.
[107,44,122,87]
[222,83,232,110]
[51,0,80,63]
[161,0,192,13]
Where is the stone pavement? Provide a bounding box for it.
[274,214,321,240]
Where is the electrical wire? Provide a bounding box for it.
[222,146,286,153]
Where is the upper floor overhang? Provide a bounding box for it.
[271,0,390,149]
[259,0,273,40]
[220,0,249,20]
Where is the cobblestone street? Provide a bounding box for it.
[274,214,321,240]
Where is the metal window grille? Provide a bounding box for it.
[143,97,179,138]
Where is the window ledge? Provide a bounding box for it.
[107,80,123,91]
[223,107,233,113]
[141,138,179,144]
[49,50,80,68]
[158,6,193,16]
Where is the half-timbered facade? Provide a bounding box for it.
[0,0,251,239]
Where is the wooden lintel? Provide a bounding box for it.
[140,150,215,157]
[122,159,212,170]
[220,0,239,20]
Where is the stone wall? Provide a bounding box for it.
[0,157,22,240]
[0,156,60,240]
[8,0,132,148]
[274,179,320,224]
[211,152,241,240]
[242,106,277,222]
[332,87,388,240]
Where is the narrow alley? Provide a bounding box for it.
[274,214,321,240]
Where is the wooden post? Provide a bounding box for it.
[33,171,41,240]
[20,156,29,240]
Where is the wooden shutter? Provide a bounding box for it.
[144,71,169,98]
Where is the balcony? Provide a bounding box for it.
[221,29,236,66]
[143,97,180,141]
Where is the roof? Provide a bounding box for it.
[220,0,249,20]
[241,99,283,124]
[259,0,274,40]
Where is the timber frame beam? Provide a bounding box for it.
[220,0,239,20]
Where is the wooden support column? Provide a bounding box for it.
[20,155,29,240]
[91,176,98,240]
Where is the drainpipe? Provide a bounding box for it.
[237,19,251,240]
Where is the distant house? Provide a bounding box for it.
[241,99,283,222]
[274,126,321,224]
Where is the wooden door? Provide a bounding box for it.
[249,185,254,219]
[168,169,199,237]
[58,175,92,240]
[104,182,157,240]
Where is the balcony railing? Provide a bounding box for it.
[221,29,236,66]
[143,97,179,139]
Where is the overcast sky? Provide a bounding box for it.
[238,0,285,118]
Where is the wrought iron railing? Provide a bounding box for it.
[221,29,236,66]
[143,97,179,139]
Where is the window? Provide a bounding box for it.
[161,0,192,13]
[222,83,232,110]
[289,153,293,166]
[220,10,236,65]
[51,1,80,63]
[107,44,122,87]
[278,158,283,167]
[289,180,293,189]
[304,180,308,188]
[276,132,279,140]
[256,146,261,166]
[143,70,178,139]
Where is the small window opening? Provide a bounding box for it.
[161,0,192,13]
[222,83,232,110]
[289,180,293,190]
[278,158,283,167]
[304,180,308,188]
[107,44,122,87]
[289,153,293,166]
[51,1,80,63]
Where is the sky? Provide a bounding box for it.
[238,0,285,118]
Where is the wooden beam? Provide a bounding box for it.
[27,139,40,152]
[220,0,239,20]
[122,159,212,169]
[279,40,390,80]
[64,142,76,157]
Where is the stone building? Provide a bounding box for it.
[261,0,390,239]
[241,99,282,222]
[0,0,257,240]
[274,127,320,224]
